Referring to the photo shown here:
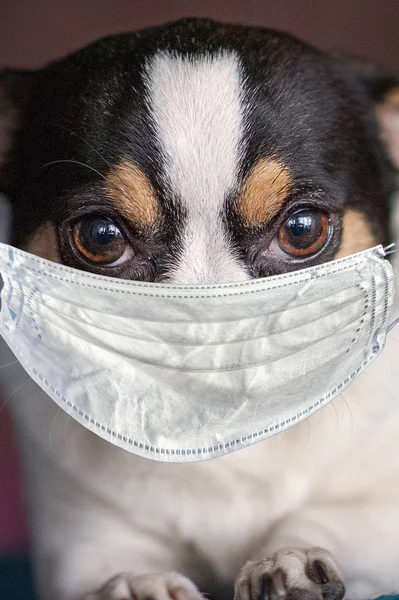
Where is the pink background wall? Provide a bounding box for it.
[0,0,398,555]
[1,0,398,71]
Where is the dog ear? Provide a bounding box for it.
[376,85,399,170]
[0,69,37,189]
[337,54,399,170]
[358,59,399,169]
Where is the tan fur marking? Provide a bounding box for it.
[236,158,292,226]
[26,224,60,262]
[335,209,377,259]
[377,87,399,168]
[385,87,399,109]
[105,161,160,228]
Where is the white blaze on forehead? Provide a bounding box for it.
[145,52,249,283]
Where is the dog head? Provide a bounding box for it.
[1,18,398,284]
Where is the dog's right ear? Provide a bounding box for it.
[0,69,37,190]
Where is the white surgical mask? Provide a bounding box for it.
[0,242,395,462]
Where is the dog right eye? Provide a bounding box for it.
[71,216,134,266]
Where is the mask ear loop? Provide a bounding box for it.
[388,317,399,333]
[383,242,399,256]
[383,243,399,256]
[383,242,399,332]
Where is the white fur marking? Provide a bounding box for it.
[146,52,249,283]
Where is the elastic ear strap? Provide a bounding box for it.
[391,193,399,265]
[387,317,399,333]
[0,194,10,244]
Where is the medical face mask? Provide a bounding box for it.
[0,242,395,462]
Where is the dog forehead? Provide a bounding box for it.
[41,21,333,174]
[143,51,244,204]
[49,19,324,115]
[35,20,344,217]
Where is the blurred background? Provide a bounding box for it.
[1,0,398,71]
[0,0,398,594]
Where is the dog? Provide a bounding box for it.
[1,17,399,600]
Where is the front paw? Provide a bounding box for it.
[234,548,345,600]
[85,572,204,600]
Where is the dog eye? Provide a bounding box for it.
[72,217,133,266]
[277,208,330,258]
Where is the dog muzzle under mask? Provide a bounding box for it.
[0,242,396,462]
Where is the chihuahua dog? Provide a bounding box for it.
[1,17,399,600]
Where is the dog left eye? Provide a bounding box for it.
[72,217,134,266]
[276,208,331,258]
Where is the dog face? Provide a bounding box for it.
[0,18,398,284]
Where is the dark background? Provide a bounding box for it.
[1,0,398,71]
[0,0,398,558]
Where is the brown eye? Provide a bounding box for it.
[72,217,131,266]
[277,209,330,257]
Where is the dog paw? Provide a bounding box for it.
[234,548,345,600]
[85,572,203,600]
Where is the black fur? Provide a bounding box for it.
[0,18,397,280]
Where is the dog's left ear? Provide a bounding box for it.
[0,69,37,190]
[376,83,399,169]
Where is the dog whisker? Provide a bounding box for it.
[0,359,19,370]
[328,398,340,434]
[49,407,63,445]
[270,129,312,187]
[40,159,106,180]
[360,369,399,407]
[52,123,113,170]
[0,377,33,414]
[64,414,72,444]
[338,392,354,440]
